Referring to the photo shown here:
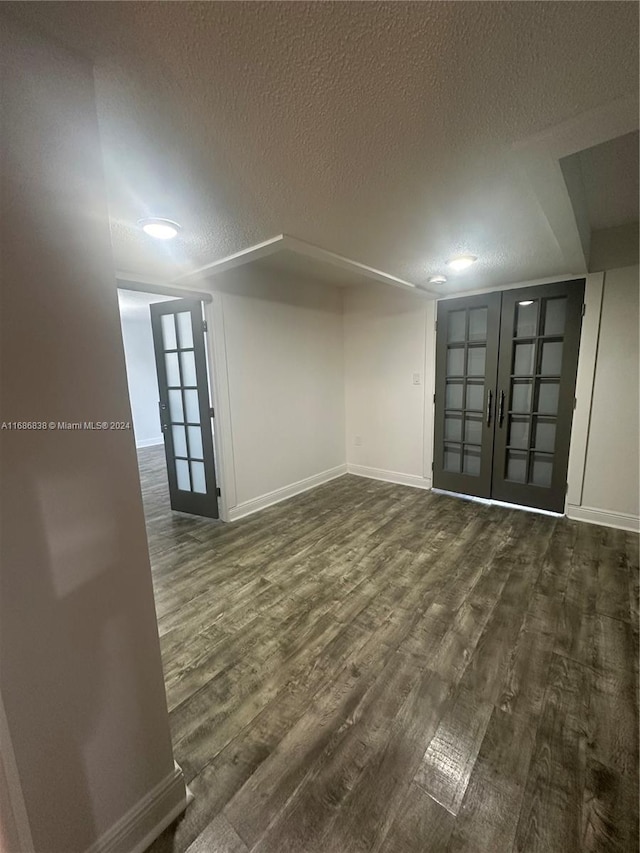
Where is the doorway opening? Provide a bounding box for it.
[117,286,220,523]
[432,279,585,513]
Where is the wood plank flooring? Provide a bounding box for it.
[138,446,639,853]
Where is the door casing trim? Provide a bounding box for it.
[117,279,233,521]
[427,271,605,516]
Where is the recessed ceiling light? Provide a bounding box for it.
[518,300,534,306]
[428,275,448,285]
[446,254,477,272]
[138,218,181,240]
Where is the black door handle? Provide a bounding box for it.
[498,390,505,427]
[158,401,169,432]
[486,389,493,427]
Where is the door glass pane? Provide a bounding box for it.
[444,444,461,472]
[447,347,465,376]
[543,298,567,336]
[165,352,180,386]
[191,461,206,494]
[515,301,538,337]
[445,381,464,410]
[464,416,482,445]
[172,425,187,457]
[467,346,486,377]
[506,450,527,483]
[184,389,200,423]
[445,415,462,442]
[175,459,191,491]
[508,416,530,449]
[161,313,177,350]
[168,389,184,422]
[463,447,481,476]
[514,343,535,376]
[176,311,193,349]
[511,381,532,413]
[187,425,204,459]
[466,383,484,411]
[530,453,553,487]
[537,381,559,415]
[540,341,563,376]
[180,350,197,386]
[468,308,487,341]
[533,418,556,452]
[448,311,465,343]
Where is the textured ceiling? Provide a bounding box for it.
[5,1,639,289]
[253,249,397,291]
[578,131,639,230]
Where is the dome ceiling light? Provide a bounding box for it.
[138,218,182,240]
[446,254,477,272]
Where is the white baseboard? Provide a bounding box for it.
[135,437,163,449]
[84,762,191,853]
[566,504,640,533]
[227,464,348,521]
[225,466,639,534]
[347,463,432,491]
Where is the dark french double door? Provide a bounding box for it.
[150,298,219,519]
[433,279,585,513]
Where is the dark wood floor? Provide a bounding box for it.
[139,446,639,853]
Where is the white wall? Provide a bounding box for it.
[0,18,185,853]
[343,270,639,530]
[211,266,346,516]
[579,265,639,524]
[344,284,433,487]
[119,300,163,448]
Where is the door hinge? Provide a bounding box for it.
[216,487,221,497]
[202,319,208,333]
[581,304,586,317]
[573,397,577,410]
[434,320,438,332]
[210,406,215,418]
[565,482,569,495]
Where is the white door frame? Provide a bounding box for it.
[116,277,235,522]
[423,271,604,515]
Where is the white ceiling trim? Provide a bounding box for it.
[172,234,424,294]
[172,235,286,284]
[115,265,589,304]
